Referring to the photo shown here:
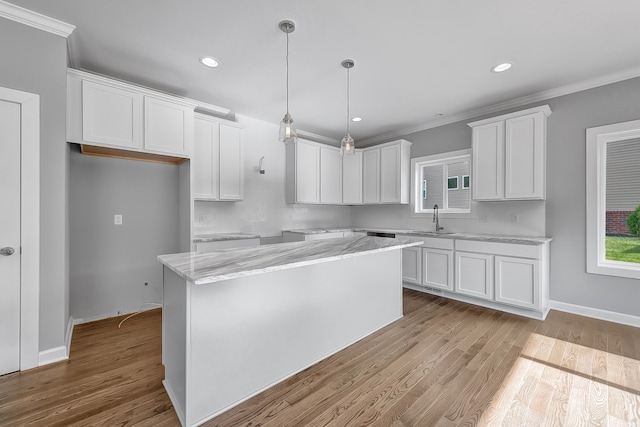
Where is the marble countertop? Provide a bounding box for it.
[193,232,261,243]
[159,236,422,285]
[283,227,552,245]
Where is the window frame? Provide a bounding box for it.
[411,149,471,214]
[586,118,640,279]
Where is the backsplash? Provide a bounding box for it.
[352,199,546,236]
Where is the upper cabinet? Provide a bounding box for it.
[193,114,244,201]
[363,139,412,204]
[342,150,363,204]
[469,105,551,201]
[319,145,343,204]
[286,139,321,204]
[67,69,196,161]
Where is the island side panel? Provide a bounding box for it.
[186,249,403,426]
[162,266,188,425]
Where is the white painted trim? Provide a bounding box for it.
[163,380,186,426]
[466,104,552,128]
[38,346,68,366]
[586,119,640,280]
[550,300,640,329]
[0,0,75,37]
[65,317,74,357]
[359,66,640,146]
[0,87,40,371]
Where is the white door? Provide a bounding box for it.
[380,144,400,203]
[0,99,21,375]
[455,251,494,300]
[320,146,342,204]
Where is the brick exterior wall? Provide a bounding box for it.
[606,210,633,234]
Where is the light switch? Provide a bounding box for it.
[114,214,123,225]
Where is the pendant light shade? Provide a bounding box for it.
[340,59,356,156]
[279,20,297,144]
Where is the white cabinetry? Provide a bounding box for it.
[362,149,380,204]
[362,139,412,204]
[67,69,196,160]
[320,145,343,204]
[193,115,244,201]
[423,248,453,291]
[286,139,321,204]
[143,96,193,157]
[495,256,539,310]
[455,252,494,300]
[81,80,142,150]
[402,247,422,285]
[342,151,363,204]
[282,231,345,242]
[469,105,551,201]
[400,234,550,320]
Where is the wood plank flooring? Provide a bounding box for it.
[1,289,639,426]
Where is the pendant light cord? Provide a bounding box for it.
[346,66,350,135]
[286,31,290,115]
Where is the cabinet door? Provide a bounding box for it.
[362,149,380,204]
[472,121,504,200]
[423,248,453,291]
[295,140,321,204]
[380,144,401,203]
[342,151,363,204]
[320,146,342,204]
[505,112,545,200]
[402,247,422,285]
[144,96,193,156]
[82,80,143,150]
[193,118,219,200]
[219,124,243,200]
[495,256,539,310]
[455,251,493,300]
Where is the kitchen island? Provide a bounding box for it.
[158,236,422,427]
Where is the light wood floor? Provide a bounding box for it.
[1,289,639,426]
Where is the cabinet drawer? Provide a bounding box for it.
[454,239,540,258]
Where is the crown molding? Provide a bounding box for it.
[359,65,640,146]
[0,1,75,37]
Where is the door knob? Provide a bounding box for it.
[0,247,15,256]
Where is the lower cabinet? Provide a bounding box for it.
[455,252,493,300]
[494,256,539,310]
[402,247,422,285]
[423,248,453,291]
[399,235,550,320]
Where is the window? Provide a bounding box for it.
[586,119,640,279]
[412,149,471,213]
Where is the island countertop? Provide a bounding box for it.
[158,236,422,285]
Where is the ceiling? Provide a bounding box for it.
[10,0,640,144]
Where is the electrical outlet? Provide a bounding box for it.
[511,214,520,223]
[198,214,206,222]
[479,215,487,223]
[114,214,123,225]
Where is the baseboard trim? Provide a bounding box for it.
[38,346,68,366]
[550,300,640,328]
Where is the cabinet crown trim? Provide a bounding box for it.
[362,139,413,151]
[194,112,246,129]
[467,105,552,128]
[68,68,230,114]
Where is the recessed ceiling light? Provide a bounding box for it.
[351,117,362,122]
[434,113,444,117]
[492,62,513,73]
[200,56,220,68]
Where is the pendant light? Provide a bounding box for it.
[340,59,355,156]
[278,20,297,143]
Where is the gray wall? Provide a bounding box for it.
[544,77,640,316]
[69,146,179,321]
[0,18,68,351]
[360,76,640,318]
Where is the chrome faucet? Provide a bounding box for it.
[433,204,444,232]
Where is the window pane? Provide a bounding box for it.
[605,138,640,263]
[448,161,470,210]
[421,164,443,210]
